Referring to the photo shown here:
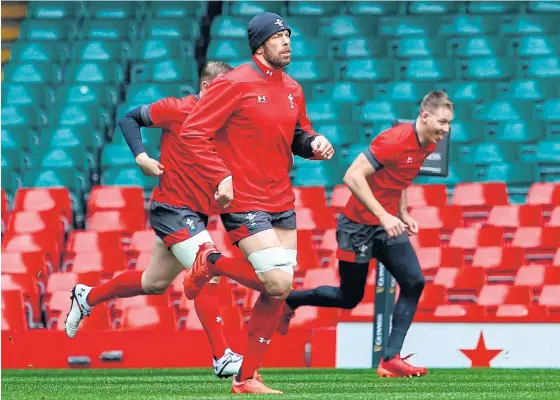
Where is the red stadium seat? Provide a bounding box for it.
[505,285,533,306]
[12,188,73,228]
[487,205,544,229]
[297,230,320,273]
[5,211,65,250]
[409,228,441,249]
[408,206,463,231]
[47,291,112,331]
[296,208,336,231]
[472,246,524,275]
[477,284,509,307]
[418,284,447,312]
[65,230,123,254]
[512,227,560,261]
[407,184,447,209]
[293,187,327,210]
[86,210,146,234]
[119,306,176,330]
[449,226,504,251]
[301,268,340,290]
[554,248,560,267]
[2,232,61,269]
[416,247,465,276]
[87,185,145,221]
[134,251,152,271]
[1,290,27,331]
[526,183,560,212]
[318,228,337,252]
[449,267,486,297]
[433,304,485,318]
[2,274,40,321]
[329,184,351,212]
[549,206,560,227]
[433,267,460,288]
[129,230,156,253]
[169,272,186,302]
[114,295,170,312]
[1,251,49,279]
[46,272,101,294]
[451,182,509,208]
[545,267,560,284]
[538,285,560,308]
[514,265,546,288]
[1,188,8,231]
[288,306,339,328]
[68,251,126,276]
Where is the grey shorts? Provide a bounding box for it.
[149,200,208,248]
[336,214,410,264]
[221,210,297,244]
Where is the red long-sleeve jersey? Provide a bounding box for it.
[180,56,317,213]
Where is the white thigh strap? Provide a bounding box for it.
[170,230,214,269]
[247,247,294,275]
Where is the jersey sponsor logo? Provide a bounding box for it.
[288,94,295,109]
[257,95,267,104]
[426,152,441,161]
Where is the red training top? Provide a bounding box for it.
[344,123,437,225]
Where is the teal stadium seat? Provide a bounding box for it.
[397,58,454,81]
[147,1,207,19]
[227,1,284,16]
[2,127,33,153]
[19,20,78,41]
[500,15,558,36]
[3,63,62,84]
[458,57,515,80]
[305,101,351,124]
[466,1,521,14]
[390,37,447,58]
[535,99,560,122]
[50,104,110,132]
[373,82,432,104]
[318,16,375,38]
[357,101,412,124]
[495,80,556,102]
[131,60,198,84]
[40,127,102,154]
[80,21,135,41]
[536,140,560,163]
[112,123,162,152]
[84,2,140,20]
[450,37,507,58]
[339,144,369,167]
[458,143,517,165]
[414,163,474,186]
[290,37,328,59]
[449,121,485,143]
[2,147,25,173]
[126,83,196,105]
[141,19,200,40]
[207,39,251,61]
[2,170,21,196]
[287,1,340,16]
[476,163,537,185]
[101,144,137,170]
[512,36,560,57]
[438,16,498,37]
[339,58,392,82]
[210,16,248,39]
[314,124,360,147]
[101,168,158,191]
[408,1,460,15]
[71,41,131,62]
[27,1,83,19]
[331,37,386,59]
[436,81,495,105]
[55,84,118,107]
[2,84,45,106]
[9,42,69,63]
[485,122,543,143]
[526,1,560,13]
[379,16,438,37]
[286,17,319,37]
[23,170,85,197]
[1,105,45,129]
[292,165,342,188]
[134,39,184,61]
[31,148,90,175]
[472,100,532,122]
[345,2,400,16]
[286,60,333,83]
[64,62,124,84]
[312,82,372,104]
[520,57,560,79]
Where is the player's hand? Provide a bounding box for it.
[215,177,233,209]
[311,136,335,160]
[135,153,164,177]
[399,213,419,235]
[380,213,408,238]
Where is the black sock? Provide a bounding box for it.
[207,253,221,265]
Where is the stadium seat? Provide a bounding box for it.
[9,42,68,63]
[64,230,124,264]
[313,83,371,108]
[313,124,359,148]
[46,273,100,294]
[535,99,560,123]
[538,285,560,309]
[2,84,45,108]
[448,122,484,143]
[549,207,560,227]
[114,295,171,313]
[210,16,249,39]
[6,211,65,246]
[84,2,139,19]
[27,1,82,19]
[356,101,411,123]
[306,101,351,123]
[141,19,200,40]
[49,294,111,331]
[345,1,400,16]
[22,169,86,200]
[119,306,176,331]
[2,230,61,270]
[293,187,327,210]
[338,58,392,82]
[449,267,486,297]
[520,57,560,79]
[514,265,546,288]
[286,60,333,83]
[12,187,72,227]
[450,37,507,58]
[129,230,156,254]
[2,48,11,64]
[477,284,510,307]
[458,57,515,81]
[2,2,27,19]
[225,1,281,16]
[477,163,538,185]
[86,210,146,234]
[101,168,159,191]
[472,246,525,274]
[438,82,495,106]
[87,186,145,220]
[331,37,385,59]
[512,227,560,250]
[80,20,135,41]
[526,183,560,211]
[466,1,520,14]
[379,16,437,37]
[147,1,206,18]
[372,82,431,105]
[329,184,352,211]
[3,63,62,84]
[318,16,375,38]
[71,40,131,62]
[527,1,560,13]
[55,84,118,108]
[505,286,533,305]
[2,274,41,321]
[134,38,186,61]
[484,121,543,143]
[458,142,517,165]
[291,37,329,59]
[131,59,198,84]
[452,182,508,210]
[1,252,49,280]
[438,15,498,36]
[487,205,544,229]
[101,144,139,170]
[287,1,340,16]
[390,37,447,59]
[397,58,454,81]
[408,206,463,231]
[206,39,251,61]
[1,127,34,154]
[67,251,126,276]
[125,83,194,104]
[449,226,505,250]
[408,1,459,14]
[296,208,336,231]
[433,267,460,288]
[511,36,560,58]
[500,15,558,36]
[1,290,27,332]
[31,148,90,176]
[64,62,124,84]
[19,19,78,41]
[2,105,46,130]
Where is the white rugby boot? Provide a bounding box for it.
[65,284,92,338]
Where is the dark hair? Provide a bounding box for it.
[201,61,233,82]
[420,90,454,113]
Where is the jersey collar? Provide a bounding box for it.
[250,55,283,83]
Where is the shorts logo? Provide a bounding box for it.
[245,213,257,228]
[358,245,368,257]
[257,95,267,104]
[185,218,196,231]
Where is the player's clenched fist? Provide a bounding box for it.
[311,136,335,160]
[379,213,408,238]
[135,152,164,177]
[215,177,234,209]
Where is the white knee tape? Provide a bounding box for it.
[170,230,214,270]
[248,247,294,275]
[286,249,298,268]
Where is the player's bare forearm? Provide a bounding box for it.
[398,189,409,218]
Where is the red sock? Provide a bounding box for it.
[194,282,229,359]
[87,270,145,307]
[212,256,266,292]
[239,294,284,381]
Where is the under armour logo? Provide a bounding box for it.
[257,95,267,104]
[265,70,273,76]
[274,18,284,28]
[78,288,86,297]
[406,156,413,164]
[259,337,271,344]
[216,316,223,323]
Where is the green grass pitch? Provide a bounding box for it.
[2,368,560,399]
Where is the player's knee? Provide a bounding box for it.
[143,280,169,295]
[340,291,364,309]
[405,274,425,297]
[248,247,294,296]
[264,274,293,297]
